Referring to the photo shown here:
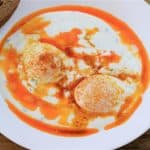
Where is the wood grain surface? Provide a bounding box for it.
[0,0,20,27]
[0,130,150,150]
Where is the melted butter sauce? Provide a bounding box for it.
[0,5,149,136]
[40,30,121,67]
[1,48,98,135]
[6,100,98,137]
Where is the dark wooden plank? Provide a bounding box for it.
[145,0,150,5]
[118,130,150,150]
[0,130,150,150]
[0,0,20,27]
[0,134,26,150]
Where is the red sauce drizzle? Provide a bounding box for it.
[0,5,149,136]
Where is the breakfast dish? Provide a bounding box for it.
[0,5,149,137]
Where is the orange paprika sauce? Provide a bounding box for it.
[0,5,149,136]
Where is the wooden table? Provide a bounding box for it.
[0,130,150,150]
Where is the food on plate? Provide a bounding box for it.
[20,42,65,83]
[0,5,149,137]
[74,74,124,114]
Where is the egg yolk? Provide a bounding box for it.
[74,74,124,113]
[20,42,64,83]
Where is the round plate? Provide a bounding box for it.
[0,0,150,149]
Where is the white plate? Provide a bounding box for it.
[0,0,150,149]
